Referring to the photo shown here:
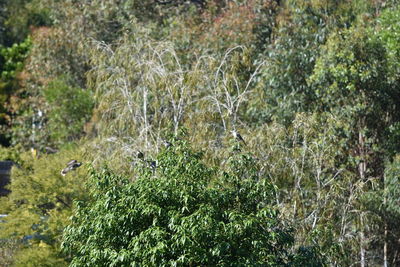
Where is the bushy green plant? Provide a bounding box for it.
[0,37,32,146]
[0,0,51,46]
[0,145,89,265]
[43,76,94,145]
[62,139,324,266]
[0,145,23,164]
[0,238,20,267]
[360,156,400,265]
[0,37,31,81]
[12,244,67,267]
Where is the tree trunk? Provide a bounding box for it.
[358,129,366,267]
[360,230,366,267]
[143,88,148,147]
[383,145,388,267]
[384,224,388,267]
[384,184,388,267]
[358,131,366,180]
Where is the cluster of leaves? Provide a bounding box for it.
[0,238,20,267]
[0,145,89,266]
[62,140,324,266]
[0,37,32,81]
[0,0,51,46]
[0,37,32,146]
[43,77,94,145]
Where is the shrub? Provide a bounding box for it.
[0,238,20,267]
[62,139,324,266]
[43,76,94,145]
[0,145,89,266]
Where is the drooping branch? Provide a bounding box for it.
[154,0,206,8]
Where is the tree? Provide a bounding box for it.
[382,157,400,264]
[258,0,388,125]
[307,13,400,265]
[0,37,32,146]
[0,145,89,266]
[62,138,324,266]
[361,156,400,266]
[0,0,51,46]
[43,76,94,145]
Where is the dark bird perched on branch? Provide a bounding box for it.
[163,140,172,148]
[61,160,82,176]
[148,160,157,170]
[137,151,144,160]
[66,159,78,166]
[231,130,246,145]
[45,147,58,154]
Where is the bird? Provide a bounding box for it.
[163,140,172,148]
[148,160,157,170]
[61,160,82,176]
[66,159,78,166]
[45,147,58,154]
[137,151,144,159]
[231,130,246,145]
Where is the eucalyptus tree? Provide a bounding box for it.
[258,0,388,125]
[307,12,400,264]
[87,33,201,168]
[86,30,261,173]
[362,157,400,266]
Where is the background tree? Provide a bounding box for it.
[43,76,94,145]
[306,12,400,265]
[0,145,89,266]
[0,37,31,146]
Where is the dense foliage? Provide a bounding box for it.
[1,0,400,266]
[62,140,323,266]
[0,145,88,266]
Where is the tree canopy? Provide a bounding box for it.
[62,139,323,266]
[2,0,400,266]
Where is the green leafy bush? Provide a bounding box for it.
[43,76,94,144]
[0,238,20,267]
[0,0,51,46]
[0,37,31,81]
[0,37,32,146]
[62,139,324,266]
[0,145,88,266]
[12,244,67,267]
[0,145,22,164]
